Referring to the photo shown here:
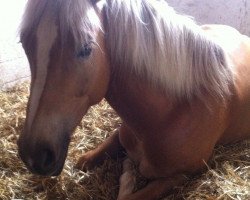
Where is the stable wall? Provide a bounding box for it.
[167,0,250,36]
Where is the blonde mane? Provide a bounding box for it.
[104,0,234,100]
[20,0,100,47]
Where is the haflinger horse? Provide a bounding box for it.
[18,0,250,199]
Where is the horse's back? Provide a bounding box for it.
[202,24,249,56]
[202,24,250,143]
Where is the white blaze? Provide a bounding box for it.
[27,11,58,131]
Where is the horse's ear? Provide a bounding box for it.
[91,0,101,5]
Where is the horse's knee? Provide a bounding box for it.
[75,150,103,171]
[138,159,159,179]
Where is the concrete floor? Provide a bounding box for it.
[0,0,29,90]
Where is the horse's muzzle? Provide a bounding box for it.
[17,132,70,176]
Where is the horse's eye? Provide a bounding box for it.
[77,44,92,58]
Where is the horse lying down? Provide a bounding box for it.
[18,0,250,199]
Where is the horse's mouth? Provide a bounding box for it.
[21,150,67,176]
[38,162,65,177]
[28,164,63,176]
[48,151,68,176]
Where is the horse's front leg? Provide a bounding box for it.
[76,129,125,171]
[117,159,186,200]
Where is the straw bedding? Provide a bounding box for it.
[0,83,249,200]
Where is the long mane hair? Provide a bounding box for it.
[104,0,234,101]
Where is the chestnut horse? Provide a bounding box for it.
[18,0,250,199]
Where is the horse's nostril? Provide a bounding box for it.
[41,149,55,168]
[33,148,56,174]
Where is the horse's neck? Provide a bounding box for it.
[105,75,176,131]
[106,74,232,148]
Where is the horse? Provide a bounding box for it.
[17,0,250,199]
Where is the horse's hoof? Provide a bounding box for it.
[75,152,96,172]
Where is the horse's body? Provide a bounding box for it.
[18,0,250,199]
[206,25,250,144]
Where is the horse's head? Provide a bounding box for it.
[18,0,108,176]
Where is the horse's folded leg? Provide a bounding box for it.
[118,173,187,200]
[75,130,125,171]
[117,158,136,200]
